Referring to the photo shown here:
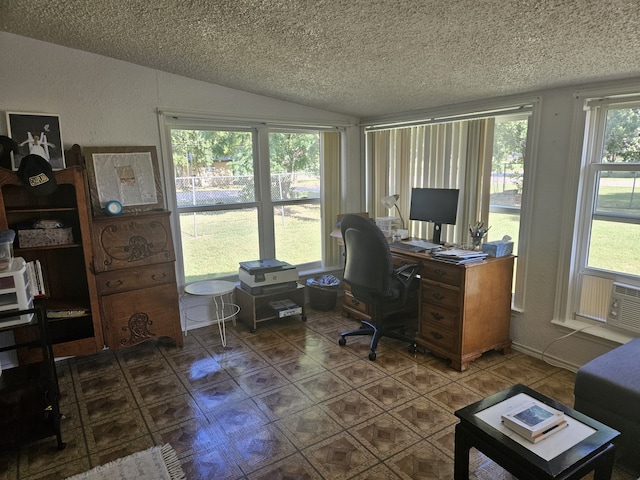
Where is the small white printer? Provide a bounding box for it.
[239,259,299,294]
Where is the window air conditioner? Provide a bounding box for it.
[608,282,640,334]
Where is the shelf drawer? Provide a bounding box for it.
[97,262,176,295]
[419,302,458,331]
[421,281,461,309]
[421,261,462,287]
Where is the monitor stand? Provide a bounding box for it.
[432,223,443,245]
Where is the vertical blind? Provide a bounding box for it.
[322,131,343,267]
[368,118,494,245]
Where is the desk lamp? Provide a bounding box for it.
[381,194,405,228]
[380,193,409,238]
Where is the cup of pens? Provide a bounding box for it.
[469,221,490,250]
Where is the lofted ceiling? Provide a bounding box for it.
[2,0,640,118]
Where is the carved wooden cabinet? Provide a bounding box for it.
[91,211,183,350]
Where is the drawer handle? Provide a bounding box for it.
[151,272,167,281]
[430,331,443,340]
[434,269,447,277]
[106,279,124,288]
[430,311,444,321]
[431,292,445,301]
[351,298,361,306]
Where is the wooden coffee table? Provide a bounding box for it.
[454,384,619,480]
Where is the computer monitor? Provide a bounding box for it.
[409,187,460,245]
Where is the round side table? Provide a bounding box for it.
[182,280,240,347]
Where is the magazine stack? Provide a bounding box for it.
[501,399,568,443]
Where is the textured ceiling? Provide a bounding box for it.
[2,0,640,118]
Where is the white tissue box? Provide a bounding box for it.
[482,240,513,257]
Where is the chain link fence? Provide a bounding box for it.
[175,172,319,207]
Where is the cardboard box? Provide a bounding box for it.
[482,240,513,257]
[18,227,73,248]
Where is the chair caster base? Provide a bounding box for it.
[338,336,346,346]
[368,351,377,361]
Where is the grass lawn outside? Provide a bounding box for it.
[178,178,639,283]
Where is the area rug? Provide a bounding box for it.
[65,443,185,480]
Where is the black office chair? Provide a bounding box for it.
[338,214,421,360]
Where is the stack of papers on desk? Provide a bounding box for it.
[431,249,488,264]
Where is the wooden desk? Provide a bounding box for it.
[341,247,514,371]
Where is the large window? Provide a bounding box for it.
[488,115,528,256]
[488,115,529,300]
[573,100,640,321]
[269,131,321,266]
[169,126,323,283]
[366,108,531,307]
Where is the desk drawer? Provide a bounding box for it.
[343,290,368,314]
[421,261,462,287]
[419,324,458,352]
[420,302,458,331]
[421,281,461,309]
[392,252,422,269]
[97,263,176,295]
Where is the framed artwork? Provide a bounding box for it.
[6,112,66,170]
[84,146,165,216]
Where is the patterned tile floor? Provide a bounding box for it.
[1,306,637,479]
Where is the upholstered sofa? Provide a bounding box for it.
[574,338,640,473]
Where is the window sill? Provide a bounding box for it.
[550,317,635,346]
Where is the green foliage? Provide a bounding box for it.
[171,129,321,178]
[269,132,320,175]
[603,107,640,163]
[171,129,253,176]
[492,119,527,194]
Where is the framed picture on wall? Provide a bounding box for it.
[84,145,165,216]
[6,112,66,170]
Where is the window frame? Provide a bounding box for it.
[489,112,535,312]
[556,94,640,337]
[159,114,338,286]
[363,105,537,312]
[576,100,640,286]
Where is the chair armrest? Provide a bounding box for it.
[394,263,420,288]
[392,263,420,305]
[395,262,419,278]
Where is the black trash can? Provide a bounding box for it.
[307,275,341,311]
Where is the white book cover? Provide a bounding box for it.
[501,400,565,442]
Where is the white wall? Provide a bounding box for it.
[502,83,640,370]
[0,32,360,176]
[1,32,633,370]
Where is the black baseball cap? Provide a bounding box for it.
[17,154,58,196]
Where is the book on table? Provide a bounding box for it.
[501,399,568,443]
